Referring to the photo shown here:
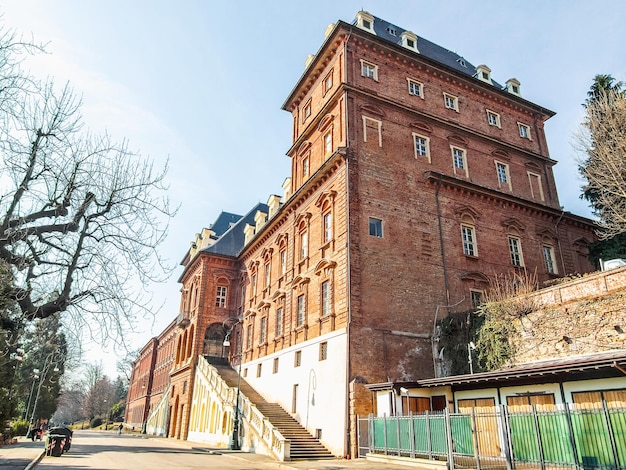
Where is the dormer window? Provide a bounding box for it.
[400,31,419,53]
[386,26,397,36]
[355,11,376,34]
[476,65,492,84]
[506,78,522,96]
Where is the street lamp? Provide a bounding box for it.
[29,352,61,427]
[468,342,477,375]
[223,318,242,450]
[24,369,40,420]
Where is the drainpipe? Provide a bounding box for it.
[435,175,451,305]
[554,210,566,275]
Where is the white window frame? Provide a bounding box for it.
[363,116,382,147]
[495,161,511,190]
[461,224,477,257]
[543,245,558,274]
[407,78,424,98]
[443,92,459,112]
[323,70,333,95]
[216,285,227,308]
[360,59,379,81]
[299,231,308,260]
[280,250,287,276]
[518,122,531,140]
[324,129,333,155]
[264,261,271,288]
[486,110,501,128]
[413,133,430,162]
[321,280,331,317]
[302,155,309,180]
[451,146,468,177]
[303,99,312,122]
[323,211,332,243]
[276,307,283,336]
[260,316,267,344]
[508,236,524,267]
[297,294,306,326]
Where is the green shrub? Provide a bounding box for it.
[90,417,102,428]
[11,419,29,436]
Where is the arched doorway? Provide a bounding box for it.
[203,323,228,363]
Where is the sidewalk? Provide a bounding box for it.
[1,431,429,470]
[0,437,45,470]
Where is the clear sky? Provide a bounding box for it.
[1,1,625,379]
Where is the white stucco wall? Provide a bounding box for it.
[240,328,348,456]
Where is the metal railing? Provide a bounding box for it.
[359,404,626,469]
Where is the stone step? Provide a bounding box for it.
[212,362,334,460]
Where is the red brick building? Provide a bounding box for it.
[127,11,597,458]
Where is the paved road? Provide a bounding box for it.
[35,431,282,470]
[34,431,420,470]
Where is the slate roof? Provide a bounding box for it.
[202,203,269,258]
[362,14,504,90]
[209,211,243,238]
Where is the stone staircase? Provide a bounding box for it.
[213,364,334,461]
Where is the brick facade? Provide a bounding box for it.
[127,11,597,457]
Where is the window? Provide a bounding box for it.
[518,122,531,139]
[360,60,378,81]
[470,290,483,308]
[251,272,257,297]
[323,211,332,243]
[443,92,459,111]
[273,358,279,374]
[487,110,501,128]
[215,286,227,308]
[302,156,309,180]
[386,26,397,36]
[495,161,511,190]
[264,262,271,288]
[280,250,287,276]
[256,363,262,377]
[294,350,302,367]
[508,236,524,267]
[451,146,467,176]
[297,294,306,326]
[363,116,382,147]
[324,129,333,155]
[369,217,383,237]
[407,78,423,98]
[275,307,283,336]
[461,224,477,256]
[303,100,311,122]
[413,134,430,160]
[528,172,544,201]
[246,324,253,349]
[543,245,557,274]
[260,316,267,343]
[319,342,328,361]
[324,71,333,94]
[299,231,308,260]
[321,280,330,316]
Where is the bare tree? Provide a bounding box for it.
[578,85,626,240]
[0,25,175,342]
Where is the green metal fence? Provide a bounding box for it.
[359,404,626,469]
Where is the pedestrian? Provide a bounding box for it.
[117,423,123,435]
